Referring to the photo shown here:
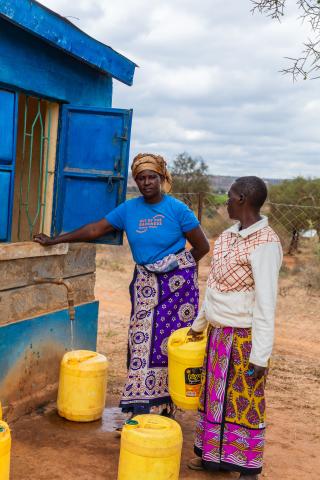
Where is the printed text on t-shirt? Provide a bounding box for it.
[136,215,164,234]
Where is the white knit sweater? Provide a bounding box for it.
[192,216,283,367]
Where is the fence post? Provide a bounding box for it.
[197,192,204,224]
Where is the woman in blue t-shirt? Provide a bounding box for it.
[34,153,210,420]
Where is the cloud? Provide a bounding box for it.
[40,0,320,178]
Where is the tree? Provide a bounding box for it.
[170,152,211,215]
[268,177,320,253]
[251,0,320,80]
[170,152,211,194]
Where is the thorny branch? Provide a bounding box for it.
[251,0,285,20]
[251,0,320,80]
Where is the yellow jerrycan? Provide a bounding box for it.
[168,326,207,410]
[0,421,11,480]
[57,350,108,422]
[118,415,182,480]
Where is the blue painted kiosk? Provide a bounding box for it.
[0,0,135,418]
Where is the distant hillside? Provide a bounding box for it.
[208,175,284,193]
[127,174,284,193]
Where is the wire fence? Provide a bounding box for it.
[263,202,320,254]
[127,191,320,254]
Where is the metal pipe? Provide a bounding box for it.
[33,277,75,321]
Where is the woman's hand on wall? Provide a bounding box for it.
[33,219,115,245]
[33,233,56,246]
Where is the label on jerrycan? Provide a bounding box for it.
[185,367,202,397]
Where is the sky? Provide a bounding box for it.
[41,0,320,179]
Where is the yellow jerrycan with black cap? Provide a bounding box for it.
[57,350,108,422]
[117,415,182,480]
[168,326,207,410]
[0,421,11,480]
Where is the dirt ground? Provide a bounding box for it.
[10,240,320,479]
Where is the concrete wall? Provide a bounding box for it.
[0,242,99,420]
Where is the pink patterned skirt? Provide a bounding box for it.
[194,326,267,475]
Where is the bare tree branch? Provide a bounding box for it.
[298,0,320,31]
[251,0,285,20]
[251,0,320,80]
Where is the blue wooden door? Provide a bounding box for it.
[0,89,18,242]
[53,105,133,244]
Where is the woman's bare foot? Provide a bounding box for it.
[187,457,204,471]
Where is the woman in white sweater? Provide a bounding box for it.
[188,176,283,480]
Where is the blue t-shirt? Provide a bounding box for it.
[106,195,199,265]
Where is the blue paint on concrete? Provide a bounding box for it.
[0,0,136,86]
[0,301,99,384]
[0,18,112,107]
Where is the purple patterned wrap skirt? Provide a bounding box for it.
[120,250,199,414]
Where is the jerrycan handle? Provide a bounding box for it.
[143,420,167,430]
[170,331,188,347]
[67,352,97,365]
[171,329,204,347]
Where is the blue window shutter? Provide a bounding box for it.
[0,89,18,242]
[53,105,133,244]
